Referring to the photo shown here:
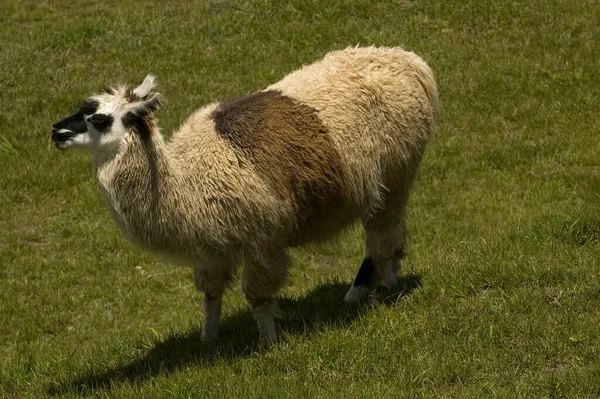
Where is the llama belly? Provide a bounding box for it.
[103,197,244,265]
[109,209,213,265]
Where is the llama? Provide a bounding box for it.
[51,46,438,343]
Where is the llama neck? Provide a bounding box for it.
[95,131,175,196]
[93,127,180,245]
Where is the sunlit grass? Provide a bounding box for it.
[1,0,598,397]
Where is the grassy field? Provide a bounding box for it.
[1,0,599,397]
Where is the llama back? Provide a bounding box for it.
[269,46,438,212]
[169,46,437,249]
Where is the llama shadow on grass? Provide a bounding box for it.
[49,274,420,396]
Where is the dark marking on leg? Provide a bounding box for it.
[205,293,218,301]
[353,257,375,287]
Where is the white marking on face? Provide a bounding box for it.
[68,132,94,148]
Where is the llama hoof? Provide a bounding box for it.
[258,330,278,346]
[201,333,217,344]
[201,327,219,343]
[344,285,370,303]
[380,273,398,291]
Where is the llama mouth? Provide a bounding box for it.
[51,130,76,149]
[51,130,76,143]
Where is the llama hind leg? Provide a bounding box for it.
[380,219,408,291]
[344,222,407,302]
[345,191,410,302]
[242,251,290,344]
[193,264,235,342]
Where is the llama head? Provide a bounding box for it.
[51,75,162,151]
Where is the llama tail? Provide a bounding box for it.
[408,52,439,114]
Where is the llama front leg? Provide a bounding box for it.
[242,252,289,344]
[201,294,222,341]
[193,265,234,342]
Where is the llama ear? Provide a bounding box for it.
[123,93,163,127]
[134,93,163,116]
[132,75,156,100]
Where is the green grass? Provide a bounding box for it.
[1,0,599,397]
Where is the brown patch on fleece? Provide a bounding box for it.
[211,90,346,240]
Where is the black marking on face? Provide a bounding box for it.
[122,111,139,129]
[122,112,154,143]
[52,110,87,134]
[122,95,162,127]
[51,130,76,143]
[79,99,100,115]
[353,257,375,287]
[51,99,102,146]
[122,95,162,141]
[87,113,114,133]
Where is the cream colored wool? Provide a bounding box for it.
[52,46,438,343]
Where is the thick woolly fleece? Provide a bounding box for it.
[89,46,437,342]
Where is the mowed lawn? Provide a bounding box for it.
[1,0,599,397]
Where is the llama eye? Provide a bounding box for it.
[87,113,114,133]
